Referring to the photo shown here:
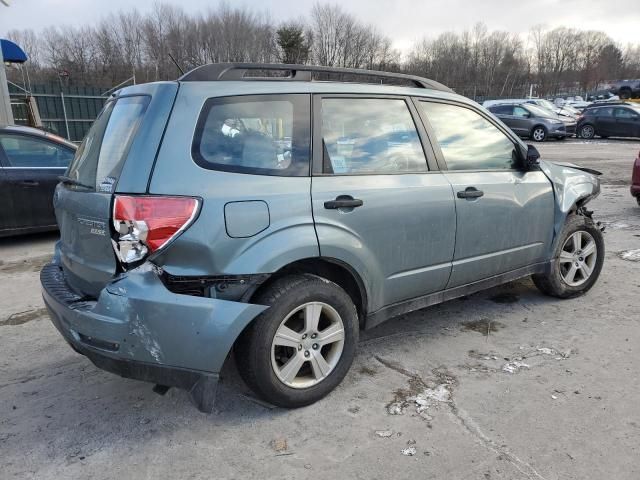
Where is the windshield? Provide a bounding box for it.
[526,104,558,118]
[536,100,557,112]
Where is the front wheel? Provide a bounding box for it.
[532,214,604,298]
[531,126,547,142]
[235,274,358,408]
[580,124,596,139]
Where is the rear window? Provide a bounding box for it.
[192,94,311,176]
[66,95,150,191]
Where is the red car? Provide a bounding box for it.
[632,150,640,205]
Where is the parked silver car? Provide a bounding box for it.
[41,64,604,412]
[487,103,576,141]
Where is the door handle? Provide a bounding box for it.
[18,180,40,187]
[324,195,364,209]
[457,187,484,199]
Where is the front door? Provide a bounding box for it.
[417,100,555,288]
[0,132,75,230]
[594,107,616,136]
[311,96,456,312]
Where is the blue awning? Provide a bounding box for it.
[1,38,28,63]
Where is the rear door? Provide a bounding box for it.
[0,132,75,230]
[416,100,554,287]
[311,95,456,312]
[489,105,520,133]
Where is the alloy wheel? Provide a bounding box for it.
[581,125,595,139]
[558,231,598,287]
[270,302,345,389]
[532,128,546,141]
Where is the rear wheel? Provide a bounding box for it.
[532,214,604,298]
[579,124,595,139]
[531,126,547,142]
[235,274,358,407]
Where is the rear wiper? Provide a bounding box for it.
[58,175,94,190]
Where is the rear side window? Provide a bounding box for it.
[0,134,74,168]
[320,98,427,174]
[490,105,513,115]
[192,94,311,176]
[420,101,518,171]
[614,108,639,119]
[66,95,150,191]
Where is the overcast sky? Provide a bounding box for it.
[1,0,640,51]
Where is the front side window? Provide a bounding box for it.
[320,98,427,174]
[0,134,74,168]
[595,107,613,117]
[193,94,310,176]
[420,101,518,171]
[513,106,530,118]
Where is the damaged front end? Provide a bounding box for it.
[539,160,602,237]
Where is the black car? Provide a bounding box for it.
[577,104,640,139]
[0,125,76,237]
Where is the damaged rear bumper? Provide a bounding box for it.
[40,259,267,412]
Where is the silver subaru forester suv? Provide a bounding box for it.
[41,64,604,412]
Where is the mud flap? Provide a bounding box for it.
[189,373,219,413]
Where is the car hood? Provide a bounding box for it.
[539,160,601,234]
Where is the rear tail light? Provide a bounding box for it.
[112,195,200,264]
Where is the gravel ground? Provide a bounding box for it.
[1,138,639,480]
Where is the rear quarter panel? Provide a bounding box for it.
[148,83,318,276]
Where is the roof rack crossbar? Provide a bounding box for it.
[179,63,453,93]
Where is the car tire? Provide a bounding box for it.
[531,126,547,142]
[532,214,604,299]
[579,124,596,139]
[235,274,359,408]
[636,197,640,207]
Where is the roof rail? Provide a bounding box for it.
[179,63,454,93]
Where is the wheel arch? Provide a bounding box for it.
[248,257,368,328]
[530,123,548,137]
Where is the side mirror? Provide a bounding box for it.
[525,144,540,168]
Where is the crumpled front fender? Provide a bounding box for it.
[539,160,601,236]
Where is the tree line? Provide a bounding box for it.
[6,2,640,99]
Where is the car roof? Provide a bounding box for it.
[119,79,472,107]
[0,124,77,149]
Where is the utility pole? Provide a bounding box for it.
[0,46,14,125]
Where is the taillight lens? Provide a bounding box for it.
[112,195,199,264]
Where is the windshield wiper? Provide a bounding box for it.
[58,175,94,190]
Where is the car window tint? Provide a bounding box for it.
[490,105,512,115]
[320,98,427,174]
[420,101,517,171]
[614,108,639,119]
[193,94,310,176]
[67,95,149,191]
[513,106,530,117]
[0,133,74,168]
[595,107,613,117]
